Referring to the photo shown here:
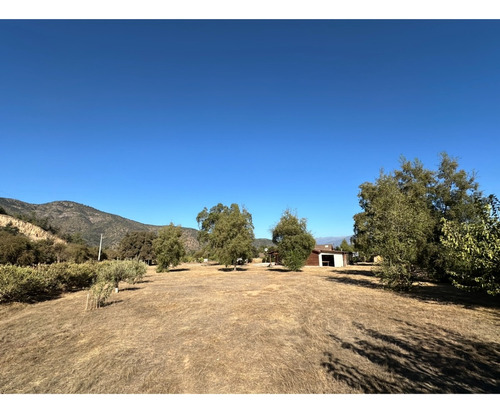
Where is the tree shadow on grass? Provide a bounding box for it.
[322,320,500,393]
[101,299,124,307]
[325,276,381,290]
[338,269,377,277]
[21,291,63,304]
[169,268,190,272]
[218,267,248,272]
[120,286,140,291]
[405,282,500,310]
[325,273,500,310]
[267,267,302,273]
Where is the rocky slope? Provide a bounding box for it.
[0,214,66,244]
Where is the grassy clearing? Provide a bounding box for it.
[0,263,498,393]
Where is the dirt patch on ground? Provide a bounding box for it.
[0,263,498,393]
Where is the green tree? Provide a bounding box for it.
[65,243,92,263]
[118,231,157,262]
[197,204,254,270]
[272,209,315,271]
[355,173,435,290]
[441,195,500,295]
[353,153,486,291]
[153,223,186,272]
[338,239,354,252]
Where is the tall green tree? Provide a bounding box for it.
[272,209,315,271]
[153,223,186,272]
[338,239,354,252]
[118,231,157,261]
[197,203,254,269]
[354,173,435,290]
[353,153,486,290]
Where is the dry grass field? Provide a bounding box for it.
[0,263,498,394]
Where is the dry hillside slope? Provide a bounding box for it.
[0,215,66,244]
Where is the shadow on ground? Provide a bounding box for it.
[325,273,500,310]
[326,275,381,290]
[322,320,500,393]
[267,268,302,273]
[218,267,248,272]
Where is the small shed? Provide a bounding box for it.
[306,245,350,267]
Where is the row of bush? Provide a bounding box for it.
[0,260,147,305]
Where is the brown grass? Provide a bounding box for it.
[0,263,498,394]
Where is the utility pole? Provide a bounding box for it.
[98,234,103,261]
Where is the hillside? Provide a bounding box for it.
[0,198,199,250]
[0,214,66,244]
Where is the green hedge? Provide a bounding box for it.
[0,260,147,304]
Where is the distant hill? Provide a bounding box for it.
[253,238,275,249]
[0,198,199,250]
[315,236,353,247]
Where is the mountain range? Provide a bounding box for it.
[0,198,200,250]
[315,236,353,247]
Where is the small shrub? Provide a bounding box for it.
[86,279,114,310]
[96,260,147,290]
[85,260,147,310]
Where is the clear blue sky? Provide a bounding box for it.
[1,20,499,239]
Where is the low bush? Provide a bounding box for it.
[96,260,147,289]
[0,260,147,305]
[86,260,148,309]
[86,279,114,309]
[0,265,50,303]
[36,262,98,291]
[0,262,98,303]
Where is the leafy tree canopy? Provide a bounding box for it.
[197,203,254,269]
[118,231,157,261]
[272,209,315,271]
[153,223,186,272]
[353,152,489,291]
